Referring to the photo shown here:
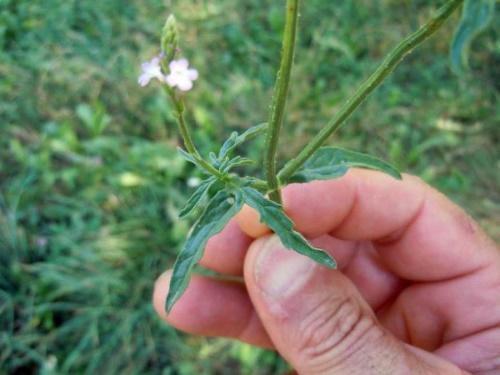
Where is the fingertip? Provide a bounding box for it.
[153,269,173,320]
[400,173,426,188]
[236,204,271,238]
[153,269,273,347]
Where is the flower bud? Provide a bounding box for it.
[161,15,178,63]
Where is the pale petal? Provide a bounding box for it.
[176,58,189,69]
[147,64,161,75]
[151,67,164,78]
[169,60,182,71]
[187,69,199,80]
[138,73,151,87]
[169,58,189,72]
[177,77,193,91]
[165,73,178,87]
[151,56,161,65]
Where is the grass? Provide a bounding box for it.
[0,0,498,373]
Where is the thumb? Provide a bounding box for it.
[244,235,463,375]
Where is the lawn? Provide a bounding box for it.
[0,0,498,373]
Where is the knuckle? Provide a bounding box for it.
[295,295,383,370]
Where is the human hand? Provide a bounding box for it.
[153,169,500,374]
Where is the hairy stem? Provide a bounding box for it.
[264,0,300,203]
[164,87,225,179]
[278,0,463,182]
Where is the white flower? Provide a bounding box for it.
[138,56,165,87]
[166,58,198,91]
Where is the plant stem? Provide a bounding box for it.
[278,0,463,182]
[164,87,225,179]
[264,0,300,203]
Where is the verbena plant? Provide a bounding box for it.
[138,0,495,312]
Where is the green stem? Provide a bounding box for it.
[164,87,225,179]
[265,0,300,203]
[278,0,463,182]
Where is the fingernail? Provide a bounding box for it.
[253,235,316,302]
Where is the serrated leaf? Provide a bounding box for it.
[289,147,401,183]
[179,177,216,218]
[450,0,495,74]
[218,123,267,160]
[241,187,336,268]
[166,190,244,312]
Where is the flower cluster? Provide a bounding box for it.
[138,56,198,91]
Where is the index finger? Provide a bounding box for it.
[236,169,498,282]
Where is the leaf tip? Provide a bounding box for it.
[392,170,403,180]
[165,290,177,314]
[178,209,189,219]
[323,254,337,269]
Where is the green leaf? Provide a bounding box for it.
[166,190,244,312]
[221,156,254,173]
[208,152,219,165]
[177,147,203,168]
[241,187,336,268]
[289,147,401,183]
[450,0,495,74]
[179,177,216,218]
[218,123,267,160]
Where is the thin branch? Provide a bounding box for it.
[264,0,300,203]
[278,0,464,182]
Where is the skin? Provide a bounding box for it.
[153,169,500,374]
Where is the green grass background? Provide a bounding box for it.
[0,0,498,373]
